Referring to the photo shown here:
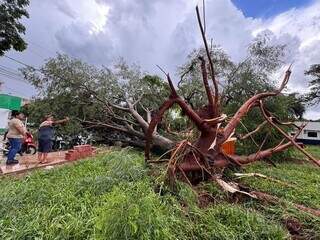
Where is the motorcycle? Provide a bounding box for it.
[70,133,95,147]
[52,134,69,151]
[51,133,95,151]
[2,132,37,156]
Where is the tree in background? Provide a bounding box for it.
[0,0,29,55]
[305,64,320,105]
[22,55,174,150]
[287,93,305,120]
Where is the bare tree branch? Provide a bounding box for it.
[79,119,144,137]
[196,5,219,115]
[109,102,130,111]
[133,94,144,107]
[227,120,305,165]
[218,67,292,147]
[259,101,320,167]
[199,56,215,110]
[177,60,196,88]
[238,121,268,140]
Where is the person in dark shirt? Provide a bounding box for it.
[38,115,69,163]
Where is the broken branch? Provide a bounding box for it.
[238,121,268,140]
[219,67,292,146]
[259,101,320,167]
[234,173,296,188]
[196,5,219,115]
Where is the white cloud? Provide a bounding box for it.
[1,0,320,119]
[254,0,320,119]
[54,0,260,75]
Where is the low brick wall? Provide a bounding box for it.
[65,145,96,161]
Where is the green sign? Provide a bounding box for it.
[0,94,22,110]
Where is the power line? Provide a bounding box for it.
[0,70,21,80]
[1,51,83,97]
[2,54,72,82]
[1,55,41,84]
[3,55,37,69]
[0,62,30,84]
[0,66,22,77]
[0,66,23,78]
[0,71,28,84]
[0,64,20,73]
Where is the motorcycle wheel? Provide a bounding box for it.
[26,146,37,155]
[61,143,68,150]
[3,143,10,156]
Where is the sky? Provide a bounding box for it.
[0,0,320,119]
[231,0,314,18]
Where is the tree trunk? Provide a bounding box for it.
[144,6,319,184]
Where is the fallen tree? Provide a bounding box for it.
[145,6,320,186]
[22,57,175,150]
[78,98,174,150]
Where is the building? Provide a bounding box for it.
[0,94,23,134]
[293,121,320,145]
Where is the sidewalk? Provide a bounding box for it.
[0,151,68,175]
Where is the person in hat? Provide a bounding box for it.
[38,115,69,163]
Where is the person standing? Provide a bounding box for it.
[38,115,69,163]
[6,111,27,165]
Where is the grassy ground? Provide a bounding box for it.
[239,161,320,239]
[294,145,320,160]
[234,145,320,239]
[0,147,319,239]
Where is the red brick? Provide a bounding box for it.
[65,145,95,160]
[65,152,75,161]
[68,150,80,161]
[73,145,83,151]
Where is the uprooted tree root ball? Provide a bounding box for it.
[145,6,320,217]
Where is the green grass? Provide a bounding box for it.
[241,162,320,208]
[0,148,289,239]
[235,146,320,239]
[0,150,146,239]
[293,145,320,160]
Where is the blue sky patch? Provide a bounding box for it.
[231,0,314,18]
